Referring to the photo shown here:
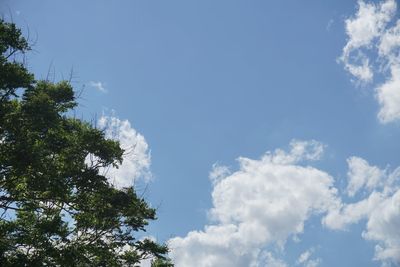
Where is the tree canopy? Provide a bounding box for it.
[0,19,172,266]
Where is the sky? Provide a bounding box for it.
[2,0,400,266]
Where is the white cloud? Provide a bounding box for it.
[88,81,107,93]
[297,249,312,265]
[268,139,325,165]
[296,248,321,267]
[304,259,322,267]
[209,163,231,186]
[323,158,400,266]
[86,115,151,188]
[377,64,400,123]
[345,0,395,49]
[346,156,385,196]
[262,252,287,267]
[339,0,400,123]
[379,20,400,59]
[340,0,396,83]
[170,139,400,266]
[169,140,339,267]
[343,56,374,83]
[366,190,400,264]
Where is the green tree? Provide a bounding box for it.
[151,258,174,267]
[0,19,171,266]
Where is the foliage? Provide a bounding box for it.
[0,19,171,266]
[151,258,174,267]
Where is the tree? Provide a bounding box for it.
[0,19,171,266]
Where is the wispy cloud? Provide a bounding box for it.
[88,81,107,93]
[339,0,400,123]
[326,19,334,31]
[296,248,321,267]
[339,0,395,83]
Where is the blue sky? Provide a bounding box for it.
[2,0,400,266]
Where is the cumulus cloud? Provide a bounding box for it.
[169,140,339,267]
[323,158,400,266]
[169,140,400,266]
[88,81,107,93]
[86,115,151,188]
[340,0,400,123]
